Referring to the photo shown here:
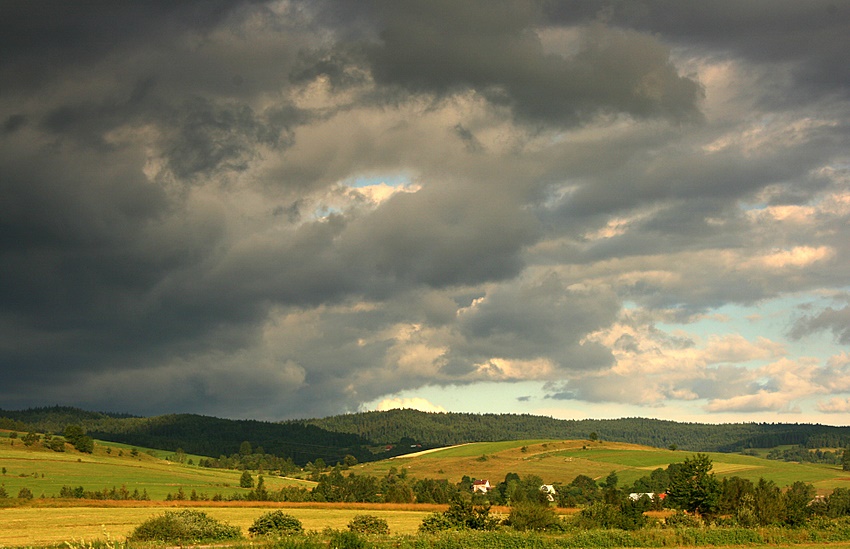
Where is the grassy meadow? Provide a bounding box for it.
[358,439,850,495]
[0,431,315,501]
[6,430,850,547]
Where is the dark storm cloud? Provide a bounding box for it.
[587,1,850,99]
[454,274,617,368]
[361,0,703,125]
[1,1,848,420]
[339,184,540,288]
[0,1,260,90]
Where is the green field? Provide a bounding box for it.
[4,431,849,502]
[0,431,315,501]
[359,439,850,495]
[6,432,850,547]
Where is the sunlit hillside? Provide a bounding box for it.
[352,439,850,496]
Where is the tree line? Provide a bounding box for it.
[203,454,850,531]
[5,406,850,466]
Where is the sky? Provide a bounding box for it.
[2,1,850,424]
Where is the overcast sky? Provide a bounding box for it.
[2,1,850,424]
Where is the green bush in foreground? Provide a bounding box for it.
[249,510,304,537]
[505,501,563,531]
[128,509,241,542]
[348,514,390,535]
[419,495,499,532]
[326,529,366,549]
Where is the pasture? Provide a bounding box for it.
[359,439,850,494]
[7,431,850,547]
[0,431,315,501]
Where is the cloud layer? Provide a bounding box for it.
[1,1,849,421]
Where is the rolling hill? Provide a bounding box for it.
[0,429,315,501]
[352,439,850,495]
[2,406,850,466]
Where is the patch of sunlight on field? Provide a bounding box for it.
[710,462,763,474]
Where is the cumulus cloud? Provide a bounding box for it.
[1,0,849,421]
[370,397,447,414]
[818,398,850,414]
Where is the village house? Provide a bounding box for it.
[629,492,666,501]
[472,479,492,493]
[540,484,557,502]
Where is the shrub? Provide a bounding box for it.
[129,509,241,542]
[444,495,499,530]
[249,510,304,537]
[418,512,457,533]
[348,514,389,535]
[327,529,366,549]
[664,510,704,528]
[47,436,66,452]
[571,501,623,529]
[506,501,562,531]
[17,487,33,500]
[418,496,499,533]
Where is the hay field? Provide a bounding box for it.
[0,502,436,546]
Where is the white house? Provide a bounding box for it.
[472,479,492,493]
[540,484,557,502]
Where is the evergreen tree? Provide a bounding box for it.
[667,454,720,516]
[240,470,254,488]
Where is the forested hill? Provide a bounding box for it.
[304,409,850,452]
[0,407,371,465]
[3,407,850,465]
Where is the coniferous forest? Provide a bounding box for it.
[2,406,850,466]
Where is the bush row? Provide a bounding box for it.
[127,503,850,547]
[124,513,850,549]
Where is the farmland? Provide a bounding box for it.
[0,431,315,502]
[0,503,438,546]
[6,429,850,547]
[355,439,850,495]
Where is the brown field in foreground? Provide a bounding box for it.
[6,502,850,549]
[0,501,443,546]
[0,500,584,546]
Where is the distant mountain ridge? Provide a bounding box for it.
[2,406,850,465]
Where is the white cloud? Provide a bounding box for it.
[745,246,834,270]
[818,397,850,414]
[473,357,557,381]
[371,397,447,414]
[706,391,798,413]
